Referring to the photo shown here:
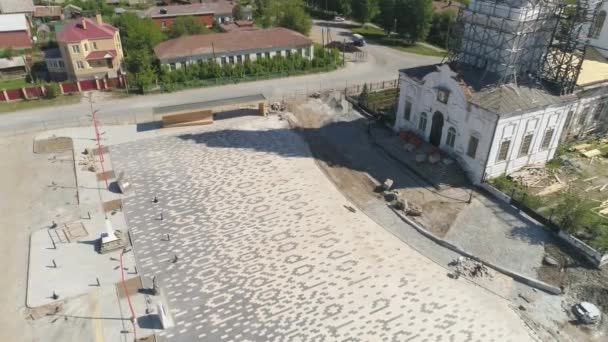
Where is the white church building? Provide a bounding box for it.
[392,0,608,184]
[394,63,576,184]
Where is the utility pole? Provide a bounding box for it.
[88,94,109,188]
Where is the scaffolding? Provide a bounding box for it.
[447,0,600,94]
[541,1,601,94]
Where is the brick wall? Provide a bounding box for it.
[0,31,32,49]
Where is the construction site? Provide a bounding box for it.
[1,0,608,341]
[0,82,605,341]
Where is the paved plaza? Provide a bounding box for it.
[111,116,535,341]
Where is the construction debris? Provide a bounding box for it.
[510,164,551,188]
[582,149,602,158]
[538,183,566,196]
[448,257,493,279]
[405,204,422,216]
[382,178,394,191]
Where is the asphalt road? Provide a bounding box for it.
[0,23,441,133]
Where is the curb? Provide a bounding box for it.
[389,206,562,295]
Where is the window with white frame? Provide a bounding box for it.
[446,127,456,148]
[497,140,511,161]
[76,61,85,69]
[404,100,412,121]
[541,128,554,149]
[93,42,98,50]
[518,134,534,157]
[467,135,479,158]
[590,11,606,39]
[593,102,605,120]
[418,112,427,132]
[72,44,80,53]
[84,43,88,52]
[579,107,590,125]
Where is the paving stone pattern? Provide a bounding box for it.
[111,118,533,342]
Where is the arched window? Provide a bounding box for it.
[418,112,428,132]
[446,127,456,148]
[590,11,606,39]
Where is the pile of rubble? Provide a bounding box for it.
[379,178,422,216]
[448,257,493,279]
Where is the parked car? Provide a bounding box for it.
[573,302,601,324]
[352,33,366,46]
[334,16,345,22]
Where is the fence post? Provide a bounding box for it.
[2,89,8,101]
[76,81,82,92]
[21,87,28,100]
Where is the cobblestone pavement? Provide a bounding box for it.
[112,116,534,342]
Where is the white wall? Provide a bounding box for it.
[484,103,573,178]
[165,45,314,69]
[395,63,572,183]
[395,64,497,183]
[589,1,608,58]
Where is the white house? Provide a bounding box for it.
[394,63,575,184]
[153,28,314,70]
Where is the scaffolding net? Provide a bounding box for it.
[447,0,601,94]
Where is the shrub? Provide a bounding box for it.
[44,83,60,99]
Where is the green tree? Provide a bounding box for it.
[262,0,312,34]
[377,0,395,34]
[112,13,164,89]
[127,50,156,92]
[63,0,113,16]
[169,16,210,38]
[554,192,595,233]
[233,4,245,20]
[359,83,369,105]
[112,13,164,52]
[351,0,379,24]
[394,0,433,44]
[426,10,456,48]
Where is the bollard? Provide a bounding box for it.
[96,277,100,286]
[167,233,171,241]
[51,240,56,250]
[52,291,59,300]
[52,259,57,268]
[159,212,164,221]
[50,221,57,229]
[153,196,158,204]
[87,211,91,220]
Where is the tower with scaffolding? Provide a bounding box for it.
[447,0,601,94]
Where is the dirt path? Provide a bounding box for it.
[0,133,79,341]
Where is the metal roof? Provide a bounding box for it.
[400,63,566,116]
[153,94,266,115]
[0,0,34,14]
[0,13,28,32]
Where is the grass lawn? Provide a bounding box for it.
[0,94,81,114]
[352,25,447,58]
[0,78,30,90]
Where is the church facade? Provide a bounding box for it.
[394,64,577,183]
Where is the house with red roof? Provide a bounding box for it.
[48,14,124,81]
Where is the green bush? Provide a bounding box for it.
[159,46,340,90]
[44,83,60,99]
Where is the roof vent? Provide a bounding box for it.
[80,18,87,30]
[159,8,167,14]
